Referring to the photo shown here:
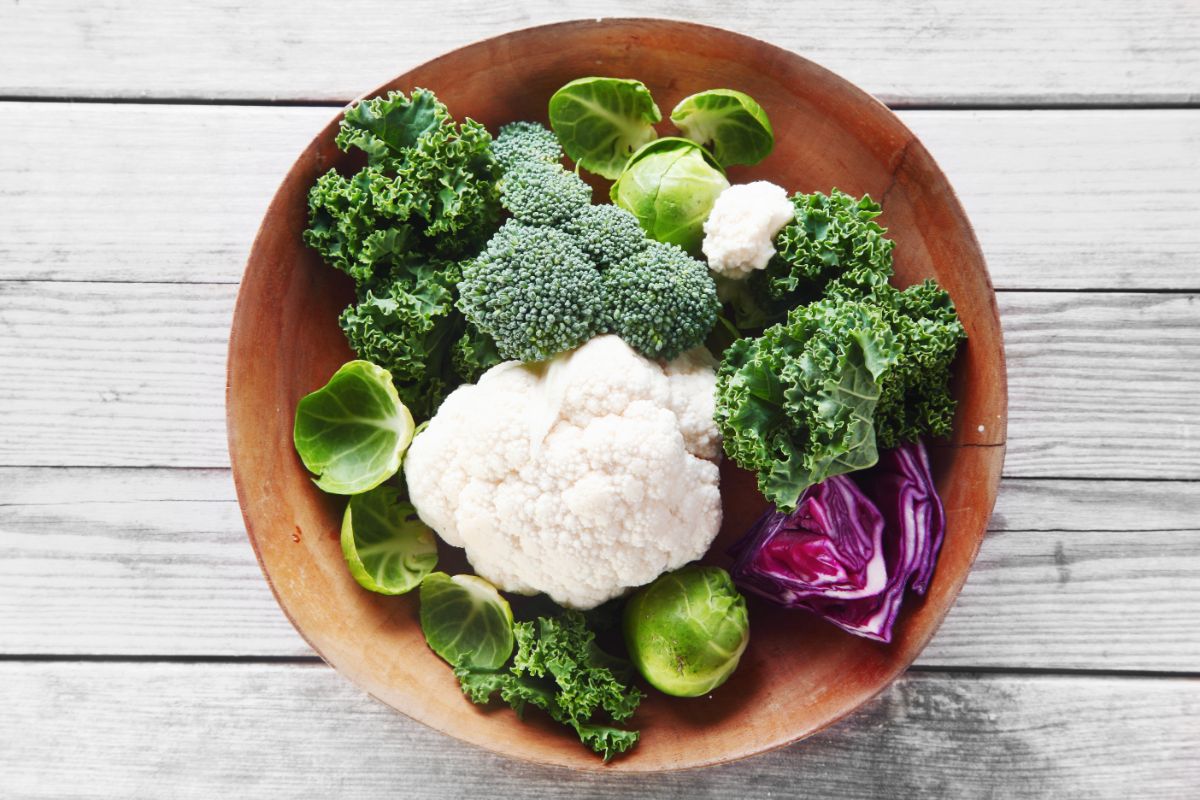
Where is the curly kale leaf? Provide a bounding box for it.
[338,259,499,421]
[335,89,446,166]
[731,190,895,331]
[715,299,902,511]
[304,89,501,289]
[302,90,506,421]
[871,281,966,447]
[454,610,642,761]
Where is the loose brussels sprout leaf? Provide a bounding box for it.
[548,77,661,179]
[420,572,514,670]
[670,89,774,167]
[610,137,729,254]
[623,565,749,697]
[293,360,415,495]
[341,486,437,595]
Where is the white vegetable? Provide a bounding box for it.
[701,181,794,278]
[404,335,722,609]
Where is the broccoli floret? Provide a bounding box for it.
[499,161,593,227]
[492,121,563,171]
[603,241,719,360]
[458,221,607,361]
[562,204,647,269]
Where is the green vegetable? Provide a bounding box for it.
[303,90,505,422]
[304,89,500,288]
[603,240,719,360]
[548,77,661,179]
[737,190,894,330]
[623,566,750,697]
[454,610,643,761]
[866,281,966,447]
[420,572,515,670]
[491,121,564,171]
[670,89,774,167]
[337,262,461,421]
[498,161,594,227]
[458,220,606,362]
[561,203,647,269]
[714,299,902,511]
[292,360,416,495]
[342,486,437,595]
[611,137,729,255]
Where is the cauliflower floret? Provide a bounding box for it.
[404,335,722,609]
[701,181,795,278]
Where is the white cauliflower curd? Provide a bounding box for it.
[701,181,794,278]
[404,335,722,609]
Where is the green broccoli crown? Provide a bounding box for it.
[458,220,607,362]
[563,204,647,269]
[603,241,719,361]
[499,161,593,227]
[492,121,564,171]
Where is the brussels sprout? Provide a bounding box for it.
[671,89,774,167]
[548,77,661,179]
[623,565,750,697]
[420,572,514,670]
[341,485,437,595]
[293,360,415,494]
[610,138,729,255]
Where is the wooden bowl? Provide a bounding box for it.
[227,18,1006,772]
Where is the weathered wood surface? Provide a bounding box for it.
[2,468,1198,670]
[2,282,1196,477]
[2,1,1198,105]
[3,103,1199,290]
[1,662,1196,798]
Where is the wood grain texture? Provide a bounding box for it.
[1,282,1194,477]
[2,468,1197,669]
[1,2,1198,105]
[2,103,1198,290]
[1,662,1197,798]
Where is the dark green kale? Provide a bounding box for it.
[302,89,503,420]
[454,611,643,762]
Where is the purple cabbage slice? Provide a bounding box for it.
[730,475,887,603]
[729,440,946,643]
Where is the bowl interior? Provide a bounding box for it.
[227,19,1006,772]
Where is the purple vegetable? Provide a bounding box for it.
[729,475,887,603]
[729,441,945,643]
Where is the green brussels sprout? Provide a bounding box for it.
[420,572,514,670]
[670,89,775,167]
[623,565,750,697]
[293,360,415,495]
[341,486,437,595]
[610,137,729,255]
[548,77,661,179]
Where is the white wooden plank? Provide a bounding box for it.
[1,662,1196,797]
[3,283,1197,477]
[2,103,1198,290]
[1,2,1198,105]
[2,468,1198,669]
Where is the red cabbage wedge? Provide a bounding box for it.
[729,440,945,643]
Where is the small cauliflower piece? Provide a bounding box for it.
[701,181,795,278]
[405,335,722,609]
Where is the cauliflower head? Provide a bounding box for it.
[404,335,722,609]
[702,181,795,278]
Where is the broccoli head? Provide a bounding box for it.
[499,161,593,227]
[563,204,647,269]
[603,241,719,361]
[492,121,564,171]
[458,221,607,362]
